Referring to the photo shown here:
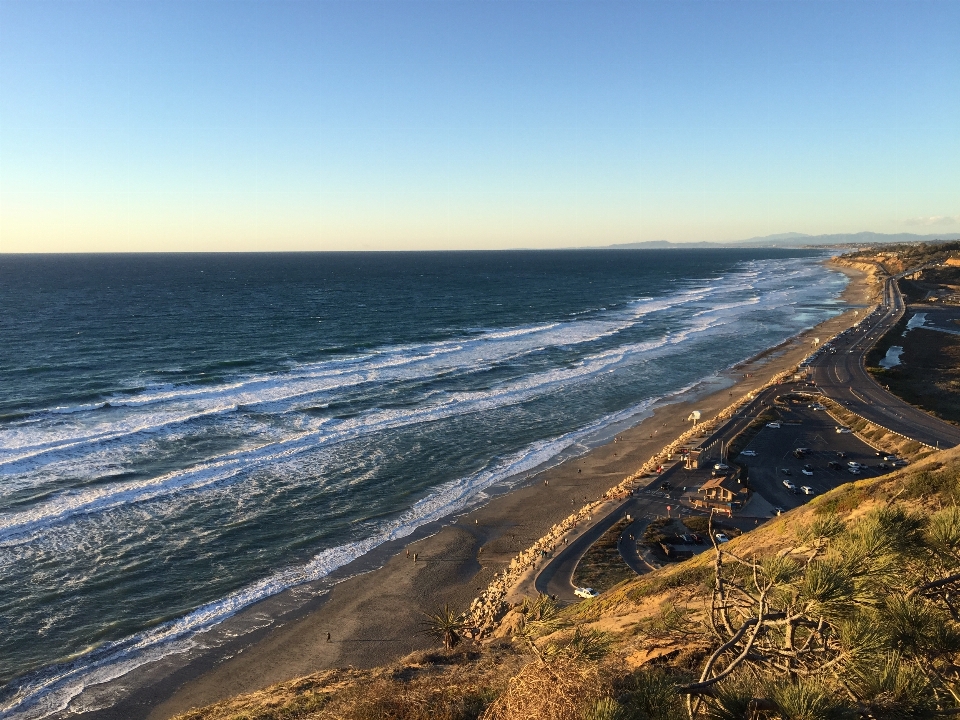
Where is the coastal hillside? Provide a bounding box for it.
[174,445,960,720]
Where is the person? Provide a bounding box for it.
[413,553,418,562]
[406,549,409,558]
[326,632,331,642]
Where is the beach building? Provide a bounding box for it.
[693,470,750,514]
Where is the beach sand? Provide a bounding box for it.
[115,261,872,720]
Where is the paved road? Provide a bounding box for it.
[534,265,960,605]
[735,403,897,512]
[810,270,960,450]
[617,516,654,575]
[533,492,679,602]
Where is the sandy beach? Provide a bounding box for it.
[97,260,874,720]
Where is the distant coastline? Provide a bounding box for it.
[604,231,960,250]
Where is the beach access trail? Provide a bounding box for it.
[119,262,875,720]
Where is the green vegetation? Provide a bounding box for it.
[174,448,960,720]
[869,328,960,426]
[681,516,710,533]
[423,604,471,650]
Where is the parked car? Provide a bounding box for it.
[878,463,891,470]
[828,461,842,470]
[801,486,815,495]
[740,450,757,457]
[781,468,793,476]
[847,461,862,468]
[783,479,797,491]
[802,468,814,476]
[713,463,729,471]
[766,422,781,428]
[772,506,785,516]
[574,587,599,599]
[715,533,730,543]
[793,450,805,459]
[836,452,847,459]
[847,467,861,475]
[836,427,852,434]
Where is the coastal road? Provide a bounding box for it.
[810,270,960,450]
[533,492,682,602]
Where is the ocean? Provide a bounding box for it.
[0,249,847,717]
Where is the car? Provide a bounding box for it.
[883,455,898,462]
[766,422,781,428]
[836,451,847,459]
[847,461,862,468]
[878,463,891,470]
[847,467,861,475]
[793,449,805,459]
[772,506,785,516]
[828,461,842,470]
[783,479,797,490]
[715,533,730,543]
[574,587,599,599]
[801,486,815,495]
[836,427,852,434]
[801,468,814,476]
[690,533,703,544]
[713,463,729,471]
[740,450,757,457]
[660,482,671,490]
[781,468,793,476]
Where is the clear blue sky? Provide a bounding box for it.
[1,0,958,251]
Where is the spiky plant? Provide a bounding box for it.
[422,604,468,651]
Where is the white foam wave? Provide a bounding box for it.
[0,316,724,544]
[0,399,654,720]
[0,279,734,471]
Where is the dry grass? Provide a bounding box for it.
[174,446,960,720]
[479,657,607,720]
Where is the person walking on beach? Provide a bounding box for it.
[406,549,409,559]
[326,632,331,642]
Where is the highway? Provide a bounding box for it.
[809,269,960,449]
[534,264,960,603]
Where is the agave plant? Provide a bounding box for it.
[421,604,468,650]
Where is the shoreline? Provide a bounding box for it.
[69,258,873,720]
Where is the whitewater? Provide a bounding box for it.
[0,250,848,718]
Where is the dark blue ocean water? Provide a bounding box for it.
[0,250,846,717]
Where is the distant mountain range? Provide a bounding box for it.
[606,232,960,249]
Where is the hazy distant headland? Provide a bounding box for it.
[606,231,960,250]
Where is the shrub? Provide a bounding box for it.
[681,517,710,533]
[904,467,960,501]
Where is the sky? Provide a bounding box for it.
[1,0,958,253]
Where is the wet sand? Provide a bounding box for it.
[107,261,872,720]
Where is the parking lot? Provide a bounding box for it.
[736,400,900,513]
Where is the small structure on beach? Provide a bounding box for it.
[693,469,750,514]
